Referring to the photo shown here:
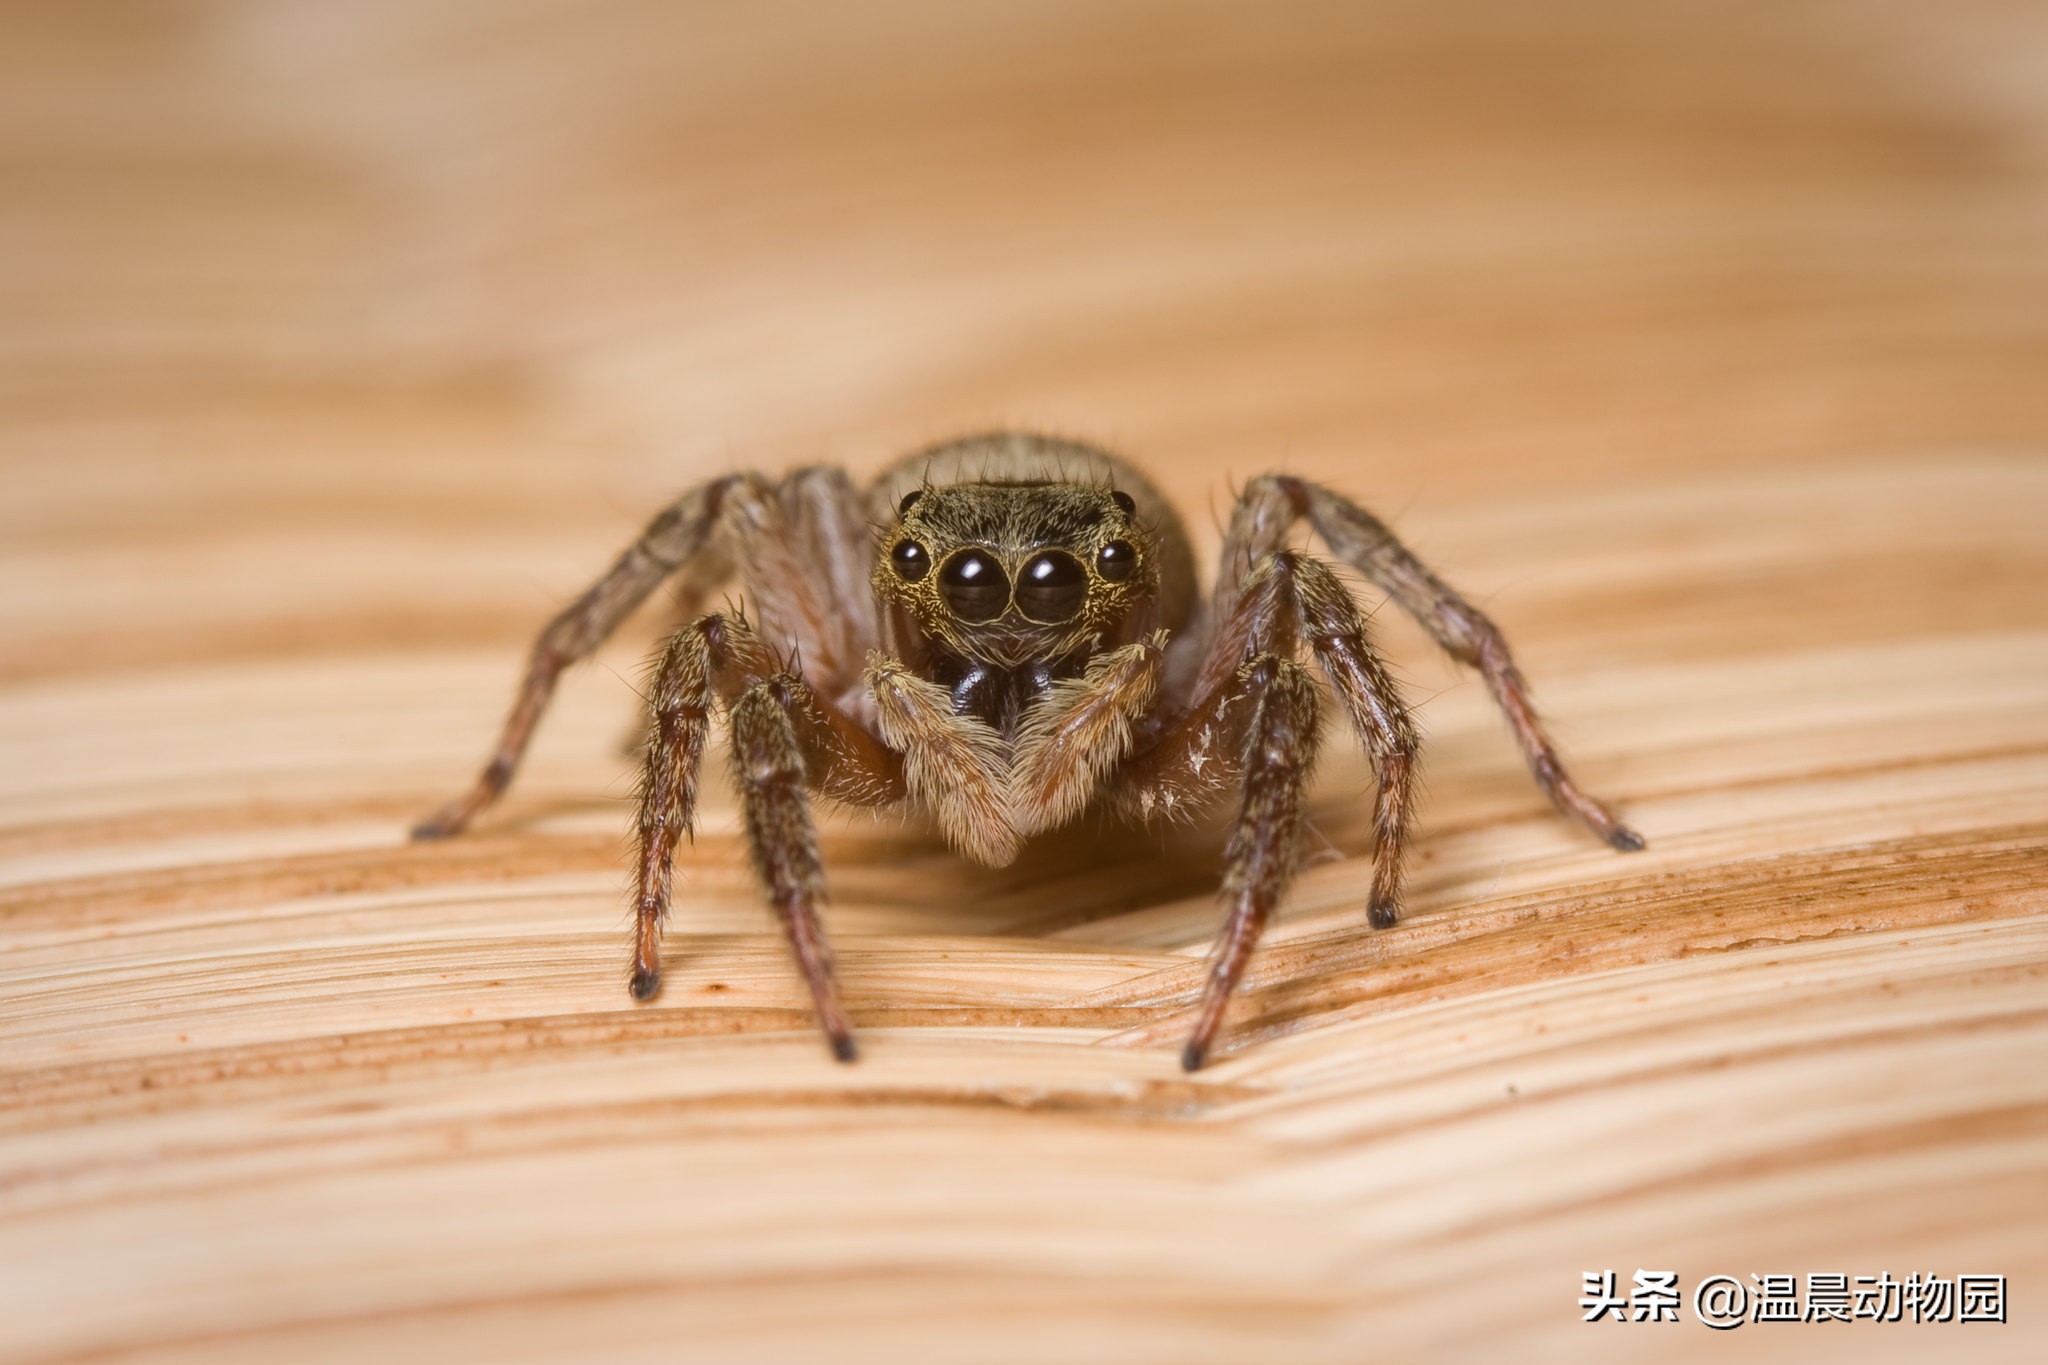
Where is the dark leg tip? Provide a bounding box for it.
[409,818,454,842]
[1180,1041,1208,1073]
[628,968,661,1001]
[828,1033,859,1064]
[1607,825,1647,853]
[1367,902,1400,930]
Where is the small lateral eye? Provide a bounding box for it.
[891,540,930,582]
[1096,539,1138,583]
[897,488,924,517]
[1015,551,1087,623]
[1111,490,1136,517]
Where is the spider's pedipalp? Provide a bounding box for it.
[1011,636,1164,836]
[864,655,1016,866]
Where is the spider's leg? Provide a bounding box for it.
[765,467,882,694]
[611,524,739,760]
[729,676,861,1061]
[1115,547,1304,826]
[1119,545,1415,1065]
[413,474,750,840]
[1230,475,1643,852]
[1182,654,1323,1072]
[633,615,767,999]
[1111,553,1314,1070]
[1010,637,1165,836]
[1267,551,1419,928]
[615,466,874,754]
[634,614,902,1054]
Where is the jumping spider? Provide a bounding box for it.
[415,431,1642,1068]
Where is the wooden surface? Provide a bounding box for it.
[3,3,2046,1361]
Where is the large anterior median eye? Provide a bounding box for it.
[939,549,1009,622]
[1015,551,1087,623]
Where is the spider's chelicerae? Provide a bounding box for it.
[416,431,1642,1069]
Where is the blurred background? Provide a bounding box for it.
[7,0,2047,682]
[4,3,2046,1361]
[7,0,2046,684]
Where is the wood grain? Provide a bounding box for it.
[3,2,2045,1361]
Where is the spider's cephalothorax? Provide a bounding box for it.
[415,430,1642,1069]
[873,480,1161,736]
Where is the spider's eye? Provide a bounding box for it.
[1110,490,1136,517]
[897,488,924,517]
[890,540,930,582]
[939,549,1009,622]
[1096,539,1138,583]
[1015,551,1088,623]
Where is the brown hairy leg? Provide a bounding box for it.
[615,466,875,756]
[417,467,880,841]
[1253,551,1418,928]
[729,678,860,1060]
[1128,546,1417,922]
[412,475,746,840]
[1223,475,1643,852]
[634,614,902,1060]
[1117,542,1415,1065]
[1181,655,1324,1071]
[763,468,881,692]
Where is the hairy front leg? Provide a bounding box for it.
[1115,557,1305,824]
[1227,475,1642,852]
[1182,655,1324,1071]
[1139,549,1419,927]
[633,615,902,1008]
[729,678,859,1061]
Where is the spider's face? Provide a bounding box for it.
[873,481,1155,666]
